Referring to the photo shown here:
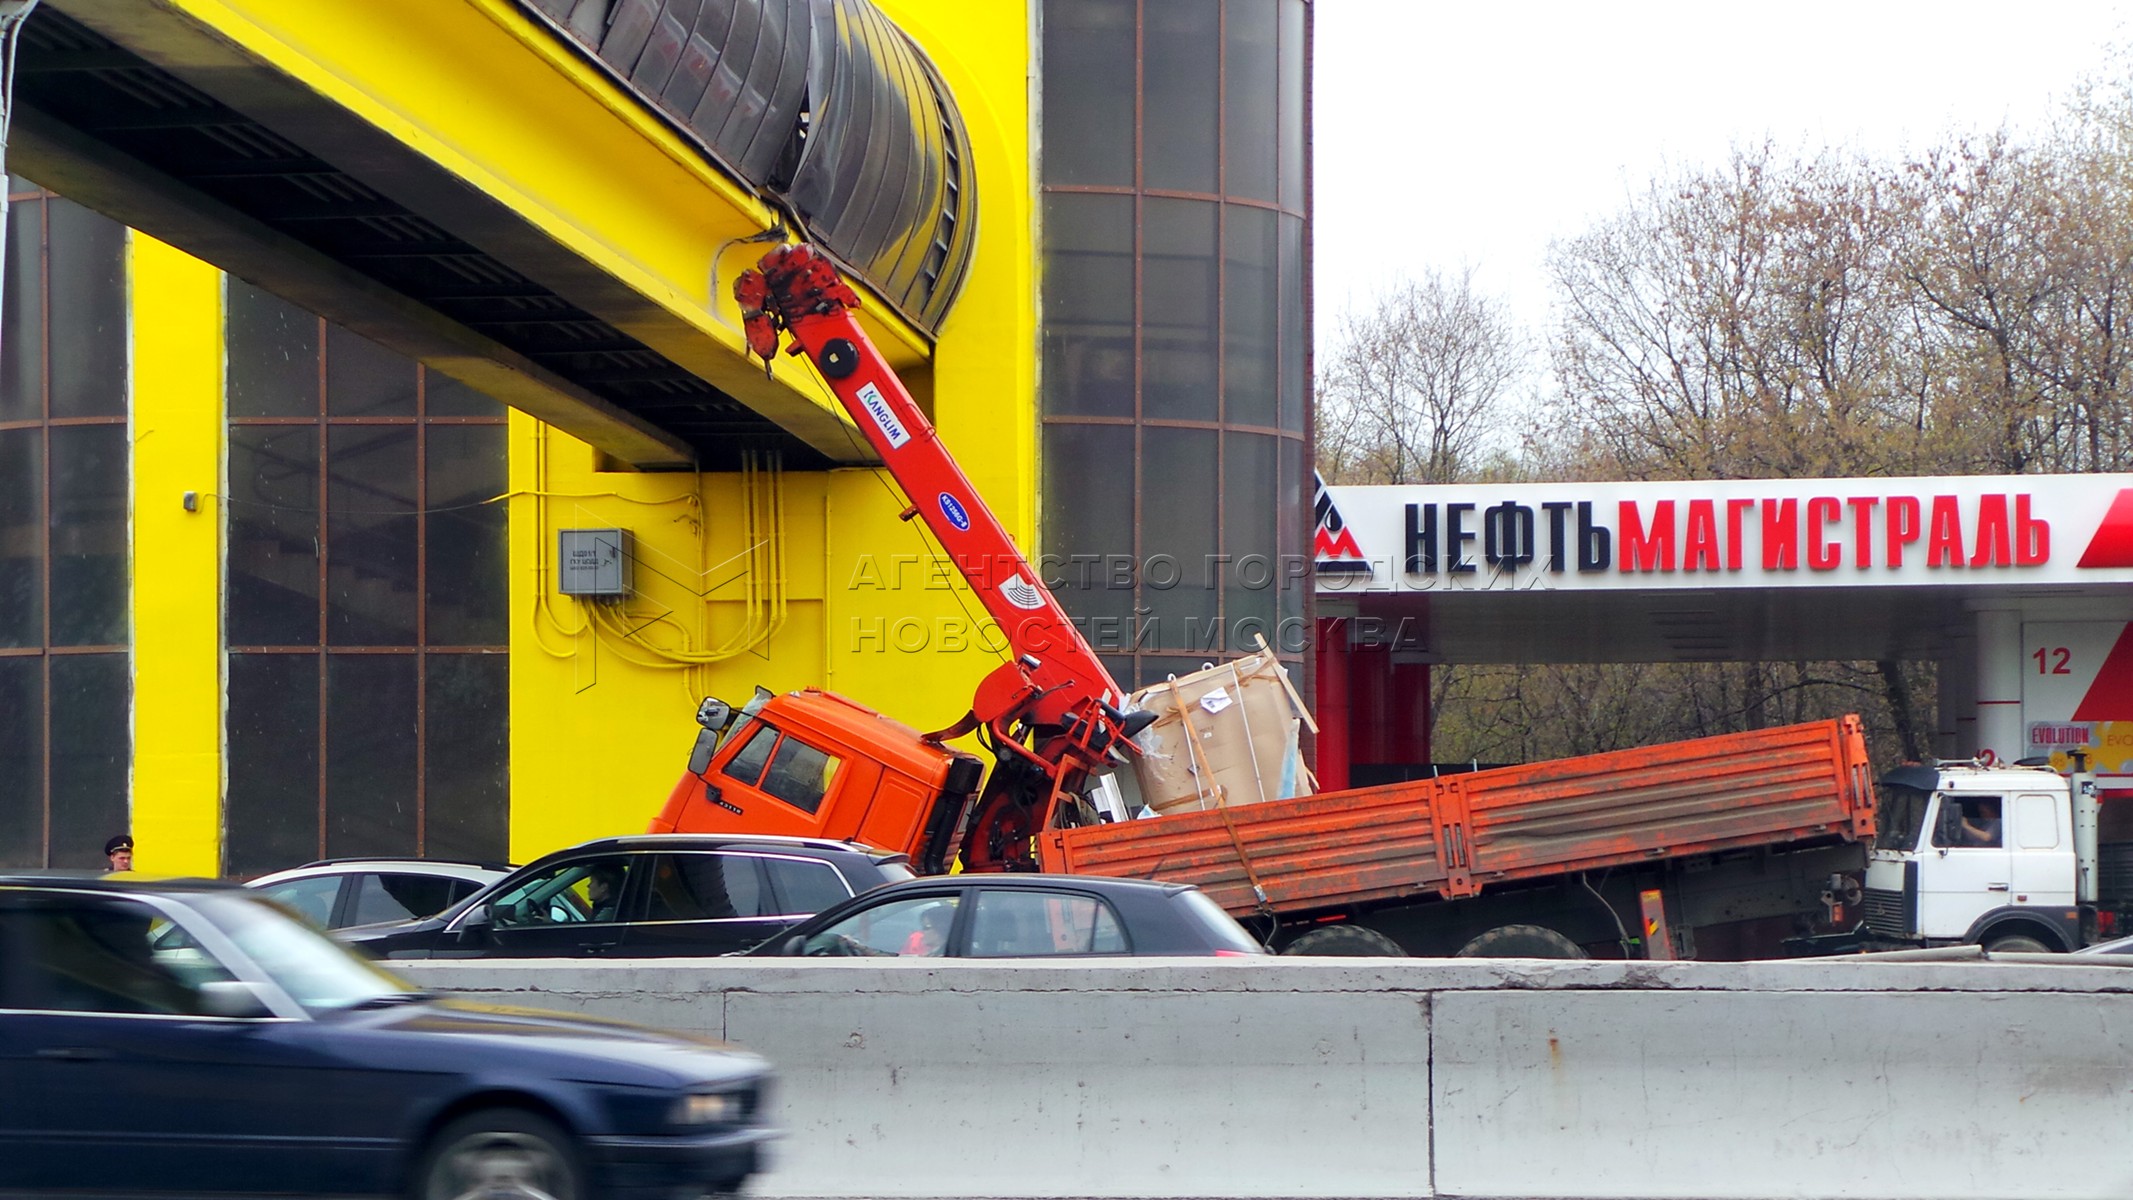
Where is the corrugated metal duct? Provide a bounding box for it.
[524,0,977,334]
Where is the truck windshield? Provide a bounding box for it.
[1876,784,1930,851]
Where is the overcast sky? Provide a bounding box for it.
[1311,2,2133,359]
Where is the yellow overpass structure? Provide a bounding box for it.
[3,0,1046,872]
[13,0,973,471]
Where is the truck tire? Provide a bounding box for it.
[1455,924,1587,959]
[1984,934,2053,955]
[1280,925,1406,957]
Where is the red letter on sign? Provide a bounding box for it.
[1969,494,2011,567]
[1927,495,1964,567]
[1726,498,1754,570]
[1619,500,1676,572]
[1684,499,1720,571]
[1762,498,1798,570]
[1847,497,1880,568]
[2014,494,2050,565]
[1886,496,1921,568]
[1807,497,1842,570]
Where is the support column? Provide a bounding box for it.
[1975,609,2024,764]
[1939,631,1977,761]
[1314,617,1351,792]
[129,237,224,876]
[1387,658,1432,765]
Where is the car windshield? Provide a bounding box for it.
[193,892,417,1012]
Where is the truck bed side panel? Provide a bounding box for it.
[1040,783,1447,914]
[1458,718,1878,889]
[1044,718,1876,918]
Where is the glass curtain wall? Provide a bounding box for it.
[0,184,131,868]
[223,281,509,875]
[1040,0,1310,689]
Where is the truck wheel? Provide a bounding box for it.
[1455,924,1587,959]
[1280,925,1406,956]
[1984,934,2053,954]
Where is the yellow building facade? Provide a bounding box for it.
[3,0,1310,877]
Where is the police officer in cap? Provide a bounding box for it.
[105,834,133,872]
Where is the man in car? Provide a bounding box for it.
[586,864,625,922]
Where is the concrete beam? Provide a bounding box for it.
[402,957,2133,1200]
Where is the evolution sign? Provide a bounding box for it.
[1314,474,2133,593]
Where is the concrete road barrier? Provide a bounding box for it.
[399,957,2133,1200]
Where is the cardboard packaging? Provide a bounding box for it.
[1125,650,1314,815]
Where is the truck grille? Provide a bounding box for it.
[1862,887,1909,938]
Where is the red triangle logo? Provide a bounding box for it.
[2074,624,2133,721]
[2078,489,2133,567]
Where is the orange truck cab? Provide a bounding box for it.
[650,688,984,874]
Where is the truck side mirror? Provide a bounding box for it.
[688,727,721,776]
[695,697,733,731]
[1935,801,1963,847]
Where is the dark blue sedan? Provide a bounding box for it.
[0,874,773,1199]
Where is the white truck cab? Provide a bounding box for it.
[1862,761,2098,952]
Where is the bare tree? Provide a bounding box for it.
[1315,267,1527,484]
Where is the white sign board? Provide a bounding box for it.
[1315,474,2133,594]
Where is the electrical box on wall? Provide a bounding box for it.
[558,528,633,598]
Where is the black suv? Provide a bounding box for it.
[336,834,913,960]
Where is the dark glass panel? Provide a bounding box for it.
[48,424,127,647]
[1223,432,1277,646]
[0,426,43,647]
[1275,435,1307,637]
[227,426,320,647]
[1040,423,1136,652]
[325,324,418,417]
[225,653,321,875]
[226,280,319,419]
[1140,426,1218,649]
[325,653,417,858]
[1141,198,1218,421]
[1,197,43,423]
[424,652,508,863]
[1277,0,1306,211]
[325,425,418,646]
[425,424,508,646]
[48,652,127,870]
[1278,212,1305,433]
[424,369,506,418]
[1223,0,1279,202]
[1040,0,1135,187]
[1223,203,1278,428]
[1041,192,1135,418]
[1143,0,1219,193]
[45,199,126,420]
[0,655,41,866]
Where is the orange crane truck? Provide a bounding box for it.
[649,245,1878,959]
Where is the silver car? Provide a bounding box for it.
[245,858,509,930]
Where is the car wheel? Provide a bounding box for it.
[1455,924,1587,959]
[1984,934,2053,955]
[1280,925,1406,956]
[416,1109,582,1200]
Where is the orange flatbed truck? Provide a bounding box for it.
[1044,716,1878,959]
[651,244,1878,959]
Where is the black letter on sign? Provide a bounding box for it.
[1542,501,1571,572]
[1577,501,1611,572]
[1485,502,1535,569]
[1446,503,1477,574]
[1405,503,1437,575]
